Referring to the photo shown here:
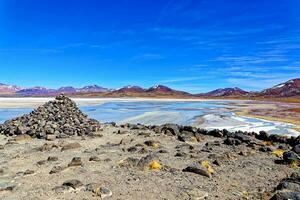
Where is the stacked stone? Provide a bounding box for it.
[0,94,101,139]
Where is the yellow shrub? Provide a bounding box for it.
[201,160,214,174]
[242,191,249,199]
[272,149,285,158]
[149,161,161,170]
[290,160,299,169]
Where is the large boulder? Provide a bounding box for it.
[160,123,181,136]
[271,173,300,200]
[283,151,300,165]
[293,144,300,154]
[0,94,101,139]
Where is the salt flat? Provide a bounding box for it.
[0,97,246,108]
[0,98,299,136]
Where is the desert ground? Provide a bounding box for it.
[0,96,299,200]
[0,123,299,200]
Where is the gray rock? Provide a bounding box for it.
[68,157,82,167]
[256,130,269,141]
[158,149,168,154]
[175,152,188,158]
[234,133,252,143]
[137,154,159,170]
[47,156,58,162]
[259,146,272,152]
[270,191,300,200]
[61,142,81,151]
[283,151,300,165]
[38,143,59,151]
[182,163,211,178]
[160,123,180,136]
[178,131,195,143]
[62,179,83,189]
[89,156,101,162]
[23,169,34,175]
[50,166,66,174]
[37,160,47,165]
[127,146,138,152]
[97,186,113,198]
[207,129,223,137]
[271,173,300,200]
[224,138,242,145]
[276,175,300,192]
[119,157,140,168]
[293,144,300,154]
[86,183,112,198]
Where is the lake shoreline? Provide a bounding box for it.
[0,98,299,136]
[0,97,252,108]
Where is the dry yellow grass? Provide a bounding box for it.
[149,161,162,170]
[290,160,299,169]
[201,160,214,174]
[272,149,285,158]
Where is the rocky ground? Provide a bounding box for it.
[0,95,299,200]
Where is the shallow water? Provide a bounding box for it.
[0,100,298,136]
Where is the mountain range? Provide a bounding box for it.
[0,78,299,98]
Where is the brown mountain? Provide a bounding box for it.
[260,78,300,97]
[146,85,189,95]
[8,85,110,96]
[0,78,299,98]
[203,87,248,97]
[99,85,190,98]
[114,85,145,93]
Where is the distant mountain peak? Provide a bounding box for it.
[205,87,248,97]
[115,85,145,93]
[148,85,173,92]
[0,78,299,97]
[0,83,22,93]
[77,85,110,93]
[124,85,140,89]
[262,78,300,97]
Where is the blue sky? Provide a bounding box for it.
[0,0,299,93]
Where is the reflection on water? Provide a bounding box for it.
[0,108,33,123]
[0,100,298,136]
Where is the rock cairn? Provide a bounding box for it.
[0,94,101,139]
